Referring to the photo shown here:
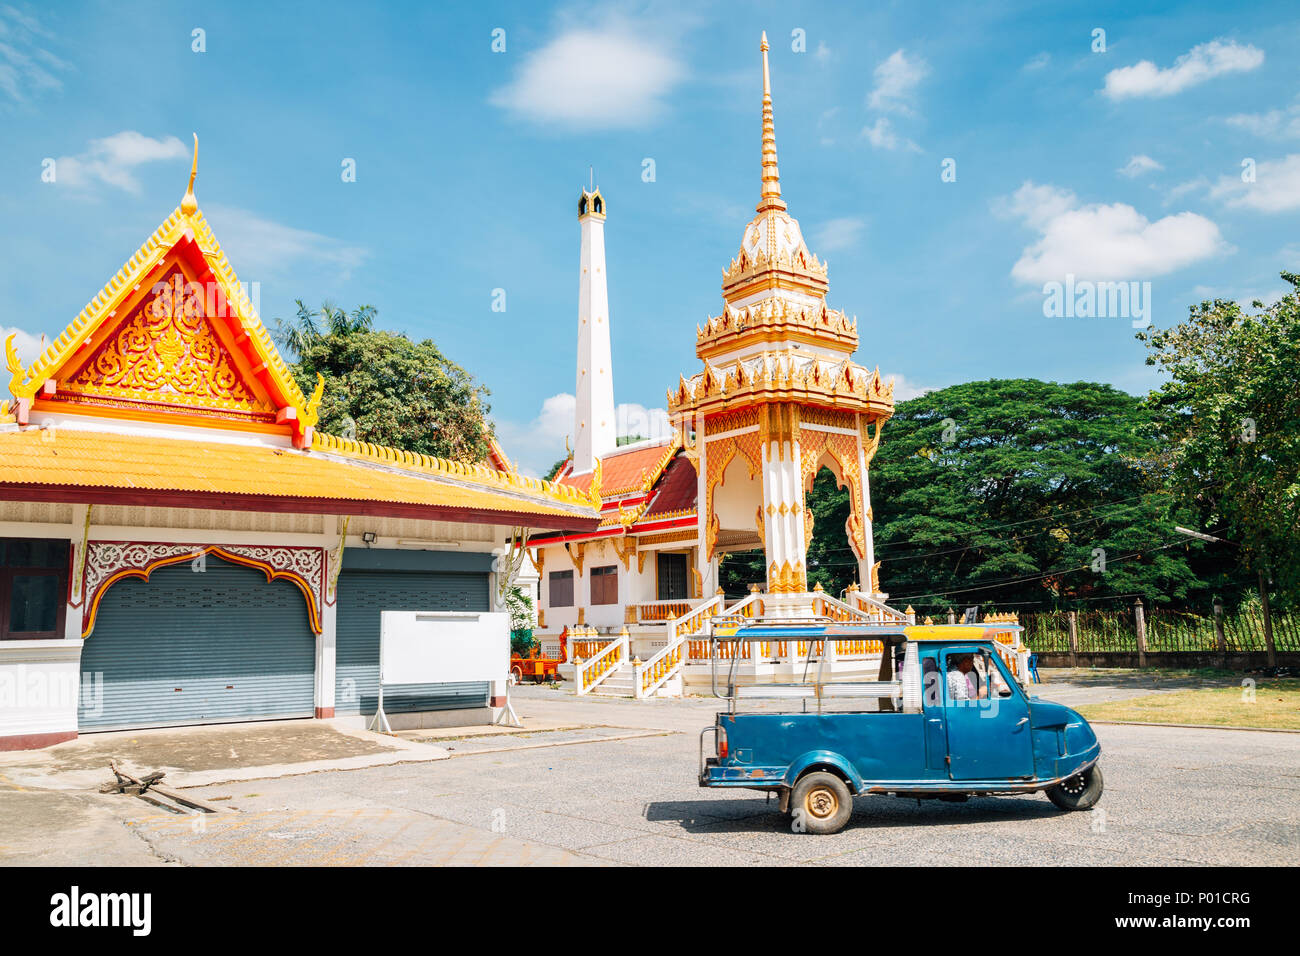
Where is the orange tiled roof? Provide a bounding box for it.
[0,428,599,530]
[559,438,679,497]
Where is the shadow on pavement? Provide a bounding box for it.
[645,793,1064,833]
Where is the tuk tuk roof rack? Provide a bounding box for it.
[708,618,1020,644]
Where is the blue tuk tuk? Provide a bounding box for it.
[698,620,1102,834]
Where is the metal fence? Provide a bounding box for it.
[1021,605,1300,654]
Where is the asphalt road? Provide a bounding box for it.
[46,720,1300,867]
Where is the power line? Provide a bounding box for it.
[812,492,1166,565]
[872,491,1162,557]
[891,539,1188,603]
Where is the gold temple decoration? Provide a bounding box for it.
[4,334,24,398]
[70,504,94,604]
[612,535,636,571]
[65,273,265,411]
[181,133,199,216]
[327,515,351,602]
[303,373,325,428]
[767,560,806,594]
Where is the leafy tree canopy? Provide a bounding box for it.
[275,300,492,462]
[725,379,1237,610]
[1138,274,1300,604]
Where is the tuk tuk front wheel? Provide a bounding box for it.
[791,772,852,834]
[1047,764,1103,811]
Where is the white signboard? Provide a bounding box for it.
[378,611,509,685]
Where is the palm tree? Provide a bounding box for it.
[274,300,375,357]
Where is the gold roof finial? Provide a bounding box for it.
[758,32,785,213]
[181,133,199,215]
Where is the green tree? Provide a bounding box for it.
[276,302,492,462]
[868,379,1216,613]
[1138,275,1300,658]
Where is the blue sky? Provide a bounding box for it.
[2,1,1297,473]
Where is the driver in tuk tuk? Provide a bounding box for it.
[946,653,985,700]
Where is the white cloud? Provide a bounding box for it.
[616,402,672,444]
[202,204,369,281]
[1,325,43,365]
[53,131,188,194]
[1118,154,1163,178]
[0,6,67,103]
[812,217,865,252]
[887,373,935,401]
[489,26,684,128]
[495,392,672,476]
[1208,153,1300,213]
[1023,52,1051,72]
[814,41,831,64]
[867,49,928,115]
[1225,104,1300,139]
[861,117,920,152]
[997,181,1227,284]
[1102,39,1264,100]
[1163,177,1209,204]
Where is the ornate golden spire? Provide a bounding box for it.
[758,32,785,213]
[181,133,199,215]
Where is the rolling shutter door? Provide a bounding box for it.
[335,570,491,716]
[78,561,316,731]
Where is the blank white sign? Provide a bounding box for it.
[379,611,509,685]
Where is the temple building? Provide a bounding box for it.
[531,34,934,697]
[0,145,598,749]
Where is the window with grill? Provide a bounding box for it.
[657,552,689,601]
[1,538,69,641]
[590,565,618,605]
[549,570,574,607]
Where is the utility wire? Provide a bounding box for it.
[891,539,1187,602]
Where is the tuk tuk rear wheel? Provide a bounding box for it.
[1047,764,1103,811]
[791,772,852,834]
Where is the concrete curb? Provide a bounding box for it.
[1090,719,1300,734]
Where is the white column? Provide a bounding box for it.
[315,601,336,718]
[694,410,711,597]
[761,419,805,593]
[574,192,616,475]
[857,426,877,595]
[315,520,343,718]
[65,503,90,641]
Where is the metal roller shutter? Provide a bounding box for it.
[335,570,491,716]
[79,561,317,730]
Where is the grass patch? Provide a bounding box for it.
[1077,679,1300,730]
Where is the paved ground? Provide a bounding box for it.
[2,672,1297,866]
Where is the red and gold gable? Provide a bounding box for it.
[7,204,317,442]
[52,269,278,425]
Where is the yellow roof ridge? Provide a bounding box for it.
[312,430,600,512]
[9,204,309,418]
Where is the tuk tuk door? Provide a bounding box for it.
[940,646,1034,781]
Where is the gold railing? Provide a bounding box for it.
[631,601,693,623]
[843,586,909,624]
[637,640,684,697]
[574,627,628,695]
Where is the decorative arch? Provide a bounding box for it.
[799,430,867,560]
[704,437,740,560]
[82,542,325,638]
